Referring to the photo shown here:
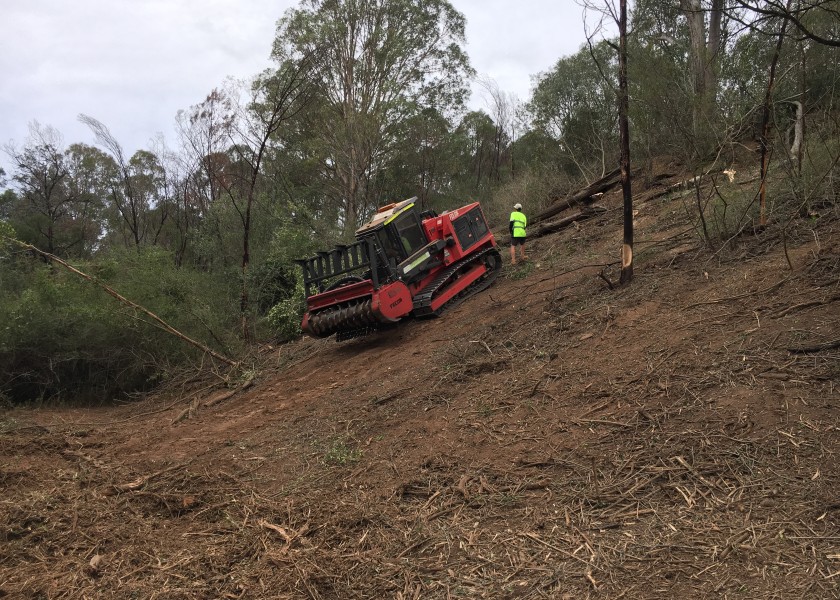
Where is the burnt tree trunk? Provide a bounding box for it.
[618,0,633,285]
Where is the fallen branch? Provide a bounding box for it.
[372,387,411,406]
[637,167,732,206]
[771,294,840,318]
[203,390,237,408]
[538,168,621,224]
[529,206,608,240]
[104,463,186,495]
[788,339,840,354]
[203,378,254,408]
[684,276,791,309]
[598,269,615,290]
[171,397,200,425]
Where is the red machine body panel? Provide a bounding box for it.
[425,202,493,264]
[370,281,412,322]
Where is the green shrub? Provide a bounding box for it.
[266,275,305,342]
[0,246,241,404]
[484,168,569,233]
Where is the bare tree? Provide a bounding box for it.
[176,87,236,218]
[582,0,634,284]
[617,0,633,284]
[730,0,840,47]
[222,56,317,340]
[477,76,519,181]
[79,115,156,247]
[176,86,238,268]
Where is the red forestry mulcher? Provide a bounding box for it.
[296,198,501,341]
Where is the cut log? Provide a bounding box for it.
[529,206,608,240]
[536,168,621,224]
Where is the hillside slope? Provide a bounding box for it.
[2,168,839,599]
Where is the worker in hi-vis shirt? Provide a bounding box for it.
[509,202,527,264]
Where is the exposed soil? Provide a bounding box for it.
[2,165,839,599]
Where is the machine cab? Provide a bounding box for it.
[356,198,428,268]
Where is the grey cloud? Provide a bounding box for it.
[1,0,586,167]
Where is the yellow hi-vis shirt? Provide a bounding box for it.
[510,211,527,238]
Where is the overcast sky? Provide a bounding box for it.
[1,0,591,169]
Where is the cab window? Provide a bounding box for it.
[393,213,426,256]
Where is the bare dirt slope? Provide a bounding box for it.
[2,168,839,599]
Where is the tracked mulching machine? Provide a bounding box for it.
[296,198,501,340]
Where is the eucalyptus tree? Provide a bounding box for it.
[577,0,634,284]
[626,0,743,158]
[63,143,114,258]
[617,0,633,284]
[510,129,566,175]
[190,55,318,340]
[629,0,695,156]
[680,0,726,122]
[238,60,317,338]
[177,88,235,220]
[370,107,455,209]
[3,123,77,255]
[272,0,473,237]
[451,110,499,193]
[176,87,242,270]
[528,41,618,180]
[127,149,171,245]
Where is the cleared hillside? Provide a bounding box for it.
[2,164,839,599]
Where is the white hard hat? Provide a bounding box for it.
[514,203,522,210]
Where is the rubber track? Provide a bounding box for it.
[412,247,501,317]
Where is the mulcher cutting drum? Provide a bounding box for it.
[295,198,501,341]
[307,299,377,337]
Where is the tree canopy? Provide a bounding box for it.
[272,0,474,236]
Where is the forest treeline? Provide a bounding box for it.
[1,0,838,403]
